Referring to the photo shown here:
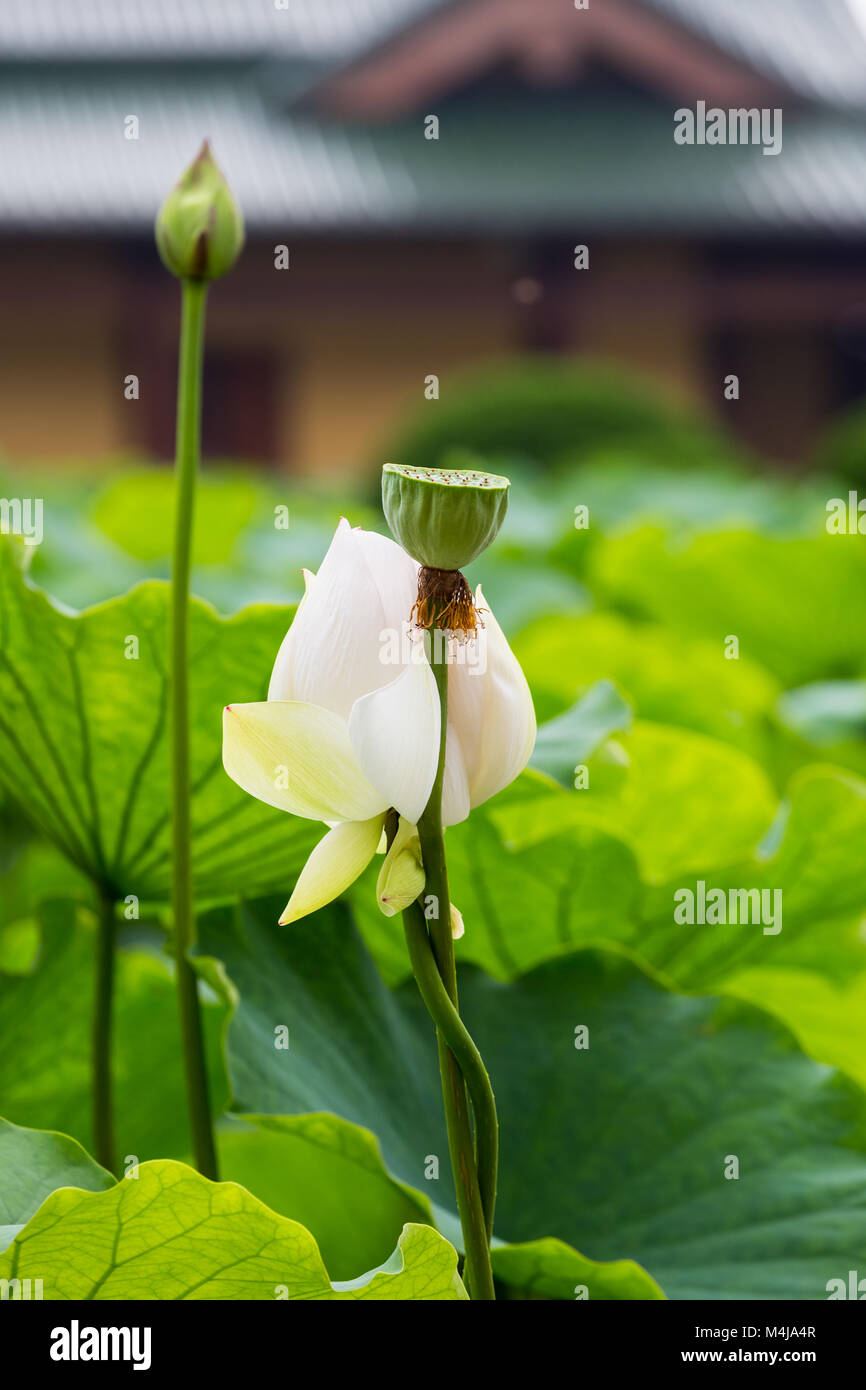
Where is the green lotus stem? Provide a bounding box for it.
[92,887,117,1172]
[411,629,498,1300]
[170,275,218,1181]
[402,901,498,1241]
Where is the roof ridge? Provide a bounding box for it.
[0,0,452,64]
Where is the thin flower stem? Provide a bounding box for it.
[413,628,497,1300]
[402,900,498,1240]
[436,1037,493,1299]
[92,887,117,1172]
[170,275,219,1181]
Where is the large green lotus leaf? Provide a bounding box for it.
[590,526,866,687]
[0,465,380,613]
[93,471,262,567]
[774,681,866,780]
[514,610,779,762]
[0,917,40,974]
[450,810,638,979]
[529,678,633,789]
[722,969,866,1094]
[638,768,866,991]
[217,1114,432,1282]
[0,1119,113,1235]
[198,902,662,1301]
[353,718,777,984]
[457,766,866,1087]
[350,775,640,985]
[358,764,866,1096]
[488,767,866,992]
[88,469,381,614]
[777,681,866,748]
[0,542,319,900]
[463,552,591,635]
[0,1160,466,1300]
[0,902,435,1282]
[0,798,91,948]
[630,769,866,1095]
[0,901,228,1161]
[548,458,831,538]
[198,903,443,1184]
[0,473,145,612]
[490,721,777,882]
[492,1238,664,1301]
[200,897,866,1299]
[215,1079,659,1296]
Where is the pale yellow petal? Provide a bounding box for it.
[376,819,425,917]
[280,815,386,925]
[222,701,386,823]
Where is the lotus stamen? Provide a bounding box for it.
[412,566,481,635]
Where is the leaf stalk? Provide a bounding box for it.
[92,887,117,1172]
[170,276,219,1180]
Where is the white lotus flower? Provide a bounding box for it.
[222,518,535,925]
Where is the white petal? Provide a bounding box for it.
[279,815,385,925]
[268,569,315,702]
[441,722,471,827]
[447,586,536,809]
[352,527,420,632]
[268,519,418,717]
[223,701,386,823]
[348,655,440,824]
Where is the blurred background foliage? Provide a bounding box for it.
[2,358,861,800]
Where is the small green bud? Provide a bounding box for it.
[382,463,509,571]
[155,140,244,281]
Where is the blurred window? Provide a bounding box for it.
[132,347,280,467]
[201,352,280,466]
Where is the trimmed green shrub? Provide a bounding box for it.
[379,358,741,473]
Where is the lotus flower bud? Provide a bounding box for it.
[155,141,244,281]
[376,819,425,917]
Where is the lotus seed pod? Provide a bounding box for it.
[381,463,510,571]
[155,141,244,281]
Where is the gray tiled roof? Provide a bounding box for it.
[2,0,866,234]
[0,70,417,230]
[4,74,866,236]
[4,0,866,109]
[646,0,866,110]
[0,0,445,59]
